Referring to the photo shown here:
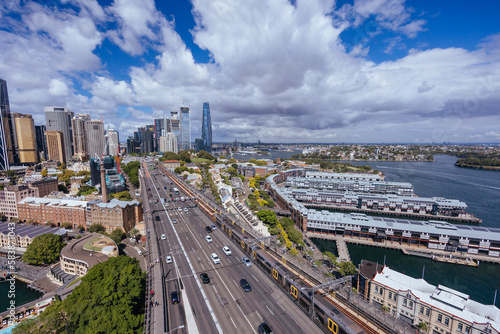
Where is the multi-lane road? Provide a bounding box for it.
[142,164,323,334]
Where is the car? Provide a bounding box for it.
[138,251,143,256]
[155,216,160,221]
[200,272,210,284]
[258,322,274,334]
[239,278,252,292]
[241,257,252,267]
[211,253,221,264]
[184,208,188,212]
[211,224,217,230]
[161,234,166,240]
[178,207,182,211]
[172,219,178,224]
[165,256,172,263]
[171,291,180,304]
[222,246,232,256]
[205,235,213,243]
[205,226,212,233]
[130,238,135,243]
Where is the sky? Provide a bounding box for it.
[1,0,500,144]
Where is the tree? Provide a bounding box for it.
[112,191,132,201]
[418,322,428,333]
[89,223,105,233]
[60,222,71,229]
[22,234,65,265]
[77,225,85,231]
[77,185,97,196]
[14,256,145,334]
[338,261,357,276]
[58,184,68,193]
[41,169,48,177]
[257,210,278,226]
[129,228,139,238]
[109,228,125,245]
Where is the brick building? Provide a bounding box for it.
[17,197,88,227]
[0,185,39,219]
[89,199,143,233]
[24,177,58,197]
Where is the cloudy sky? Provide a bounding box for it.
[1,0,499,144]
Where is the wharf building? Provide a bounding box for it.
[285,176,414,196]
[267,174,500,259]
[368,265,500,333]
[281,188,469,218]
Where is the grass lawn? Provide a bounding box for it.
[83,236,105,252]
[66,277,81,288]
[191,158,211,163]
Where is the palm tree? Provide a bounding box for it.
[418,322,428,333]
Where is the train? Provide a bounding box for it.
[214,214,365,334]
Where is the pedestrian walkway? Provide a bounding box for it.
[336,237,351,262]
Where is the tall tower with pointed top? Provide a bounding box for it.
[201,102,212,153]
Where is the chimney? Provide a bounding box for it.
[100,162,108,203]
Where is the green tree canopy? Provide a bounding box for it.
[88,223,105,234]
[14,256,145,334]
[112,191,132,201]
[197,150,215,160]
[58,184,68,193]
[77,185,97,196]
[109,228,125,245]
[257,210,278,227]
[178,150,192,163]
[22,234,65,265]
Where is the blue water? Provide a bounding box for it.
[314,155,500,306]
[0,279,42,313]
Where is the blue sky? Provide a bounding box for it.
[1,0,499,143]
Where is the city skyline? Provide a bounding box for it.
[0,1,499,143]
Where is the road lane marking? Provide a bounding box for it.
[266,305,274,316]
[251,274,259,282]
[230,317,237,329]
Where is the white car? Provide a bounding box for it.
[178,207,182,211]
[211,253,221,264]
[241,257,252,267]
[172,219,178,224]
[211,224,217,230]
[205,235,213,243]
[222,246,232,256]
[165,256,172,263]
[161,234,166,240]
[184,208,188,212]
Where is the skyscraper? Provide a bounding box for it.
[72,114,90,161]
[86,120,105,159]
[106,130,120,156]
[170,111,181,152]
[46,131,66,163]
[0,79,17,169]
[13,113,38,164]
[44,107,74,163]
[159,132,178,153]
[35,125,47,161]
[180,107,191,151]
[201,102,212,153]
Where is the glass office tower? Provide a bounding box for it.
[180,107,190,151]
[201,102,212,153]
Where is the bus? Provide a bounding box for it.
[173,188,179,195]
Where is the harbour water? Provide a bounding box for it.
[230,149,302,162]
[0,279,42,313]
[314,155,500,306]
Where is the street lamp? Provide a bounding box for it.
[166,325,185,333]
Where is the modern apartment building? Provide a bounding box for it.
[44,107,74,163]
[106,130,119,156]
[159,132,178,153]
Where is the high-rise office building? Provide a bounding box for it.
[140,128,154,153]
[0,79,17,170]
[72,114,90,161]
[44,107,74,163]
[159,132,178,154]
[180,107,191,151]
[201,102,212,153]
[107,130,120,156]
[35,125,47,161]
[13,113,38,164]
[86,120,105,160]
[170,111,181,152]
[46,131,66,163]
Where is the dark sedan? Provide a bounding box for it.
[239,279,251,292]
[171,291,180,304]
[200,272,210,284]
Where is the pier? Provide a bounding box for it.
[305,203,482,224]
[307,232,500,265]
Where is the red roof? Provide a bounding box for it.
[163,160,180,163]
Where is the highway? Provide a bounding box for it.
[141,164,324,334]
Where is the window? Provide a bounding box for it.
[393,294,397,301]
[389,292,392,300]
[403,299,407,306]
[375,286,379,293]
[409,301,413,309]
[465,326,470,334]
[426,308,430,316]
[380,288,383,295]
[437,314,442,323]
[458,323,463,332]
[444,317,449,326]
[420,306,424,314]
